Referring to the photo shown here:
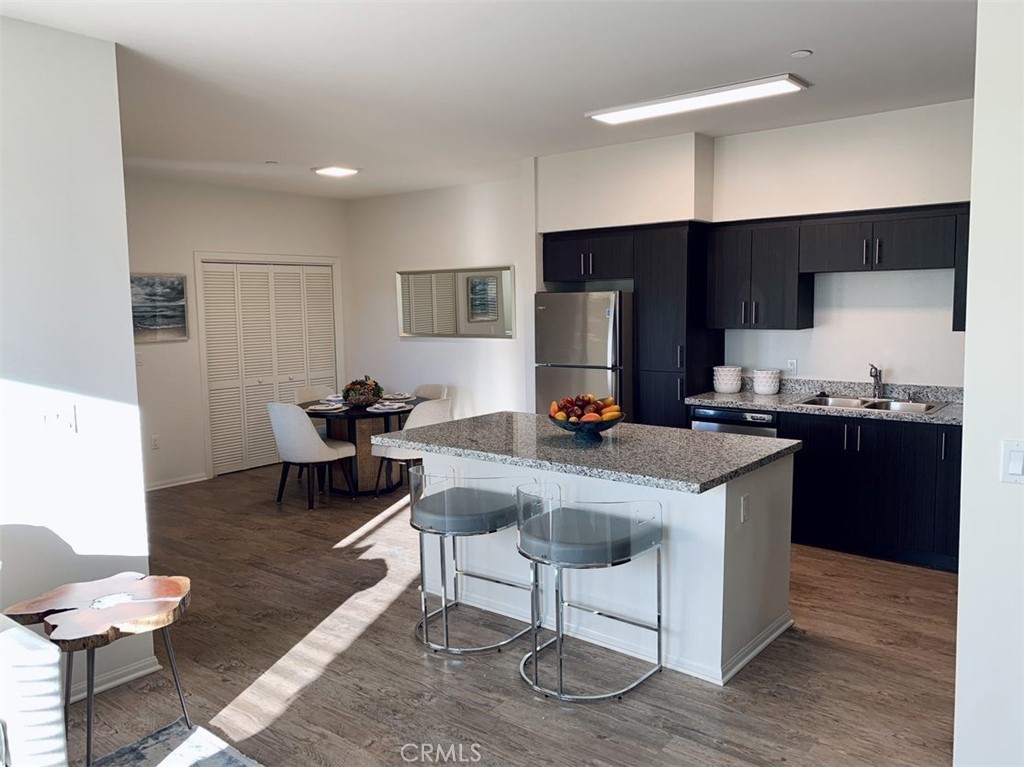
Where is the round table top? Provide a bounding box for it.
[2,572,190,652]
[299,397,425,420]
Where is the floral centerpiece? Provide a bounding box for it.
[343,375,383,406]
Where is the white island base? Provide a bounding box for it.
[418,452,795,686]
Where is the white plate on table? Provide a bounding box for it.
[381,392,414,401]
[366,403,412,413]
[306,403,349,413]
[323,394,347,402]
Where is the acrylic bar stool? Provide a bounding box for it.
[409,466,538,654]
[515,481,663,702]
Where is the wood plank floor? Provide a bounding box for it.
[66,464,958,766]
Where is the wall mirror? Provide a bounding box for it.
[396,266,514,338]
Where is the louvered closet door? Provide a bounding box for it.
[272,266,308,404]
[303,266,337,389]
[238,264,279,467]
[203,261,338,475]
[202,264,245,474]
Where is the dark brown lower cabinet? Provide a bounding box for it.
[635,371,687,428]
[778,412,961,571]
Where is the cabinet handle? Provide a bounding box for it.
[752,301,759,325]
[941,432,947,461]
[740,300,747,325]
[856,424,862,452]
[677,378,681,401]
[580,253,585,275]
[875,238,881,265]
[843,424,848,451]
[589,252,594,275]
[862,239,868,266]
[676,345,682,368]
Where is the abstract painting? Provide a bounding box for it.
[131,274,188,343]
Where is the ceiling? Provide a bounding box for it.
[2,1,977,200]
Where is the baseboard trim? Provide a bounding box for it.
[719,611,794,685]
[69,655,163,702]
[146,473,209,492]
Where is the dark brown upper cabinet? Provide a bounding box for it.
[707,224,813,330]
[799,207,961,273]
[543,230,634,282]
[953,213,969,331]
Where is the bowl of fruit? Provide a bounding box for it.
[342,375,383,407]
[548,394,624,444]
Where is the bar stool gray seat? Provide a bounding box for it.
[410,466,538,654]
[516,482,663,702]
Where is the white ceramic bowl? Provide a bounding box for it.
[713,380,742,394]
[752,368,780,395]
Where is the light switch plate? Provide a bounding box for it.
[1001,439,1024,484]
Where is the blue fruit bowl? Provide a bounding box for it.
[548,414,624,444]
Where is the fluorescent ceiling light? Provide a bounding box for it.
[313,165,359,177]
[587,74,809,125]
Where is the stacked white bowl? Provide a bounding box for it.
[713,365,743,394]
[753,368,781,395]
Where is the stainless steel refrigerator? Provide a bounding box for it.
[534,291,633,416]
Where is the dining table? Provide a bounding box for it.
[299,396,426,496]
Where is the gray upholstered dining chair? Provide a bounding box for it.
[267,402,356,509]
[371,398,452,495]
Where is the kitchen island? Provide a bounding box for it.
[372,412,801,685]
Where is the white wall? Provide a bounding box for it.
[953,2,1024,764]
[726,270,965,385]
[0,18,156,694]
[714,101,974,385]
[344,163,537,416]
[124,175,348,489]
[537,134,703,232]
[713,100,974,221]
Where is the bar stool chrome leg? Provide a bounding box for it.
[415,531,538,654]
[518,545,664,703]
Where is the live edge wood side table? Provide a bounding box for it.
[2,572,192,766]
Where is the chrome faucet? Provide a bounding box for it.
[869,363,884,399]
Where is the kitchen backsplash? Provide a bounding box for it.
[735,375,964,403]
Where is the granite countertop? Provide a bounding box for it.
[685,390,963,425]
[371,411,801,494]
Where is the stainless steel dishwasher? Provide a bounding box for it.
[689,406,777,437]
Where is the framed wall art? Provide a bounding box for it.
[131,274,188,343]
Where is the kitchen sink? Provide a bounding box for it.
[862,400,946,413]
[797,396,873,408]
[797,396,947,414]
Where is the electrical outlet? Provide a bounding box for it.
[786,359,798,375]
[740,494,750,524]
[135,352,142,366]
[150,435,160,450]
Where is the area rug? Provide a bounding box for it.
[94,719,263,767]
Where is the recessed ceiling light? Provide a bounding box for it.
[312,166,359,178]
[790,50,813,59]
[587,74,809,125]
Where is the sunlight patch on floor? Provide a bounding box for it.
[210,499,417,741]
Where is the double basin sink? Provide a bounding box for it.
[798,396,947,414]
